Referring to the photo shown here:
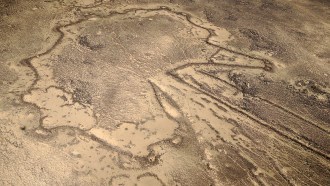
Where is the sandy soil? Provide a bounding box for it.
[0,0,329,185]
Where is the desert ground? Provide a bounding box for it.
[0,0,329,185]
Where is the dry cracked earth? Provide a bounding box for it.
[1,0,330,185]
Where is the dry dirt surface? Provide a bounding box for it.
[1,0,330,185]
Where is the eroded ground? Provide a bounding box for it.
[0,0,330,185]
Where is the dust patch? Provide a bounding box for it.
[24,87,95,130]
[90,117,178,157]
